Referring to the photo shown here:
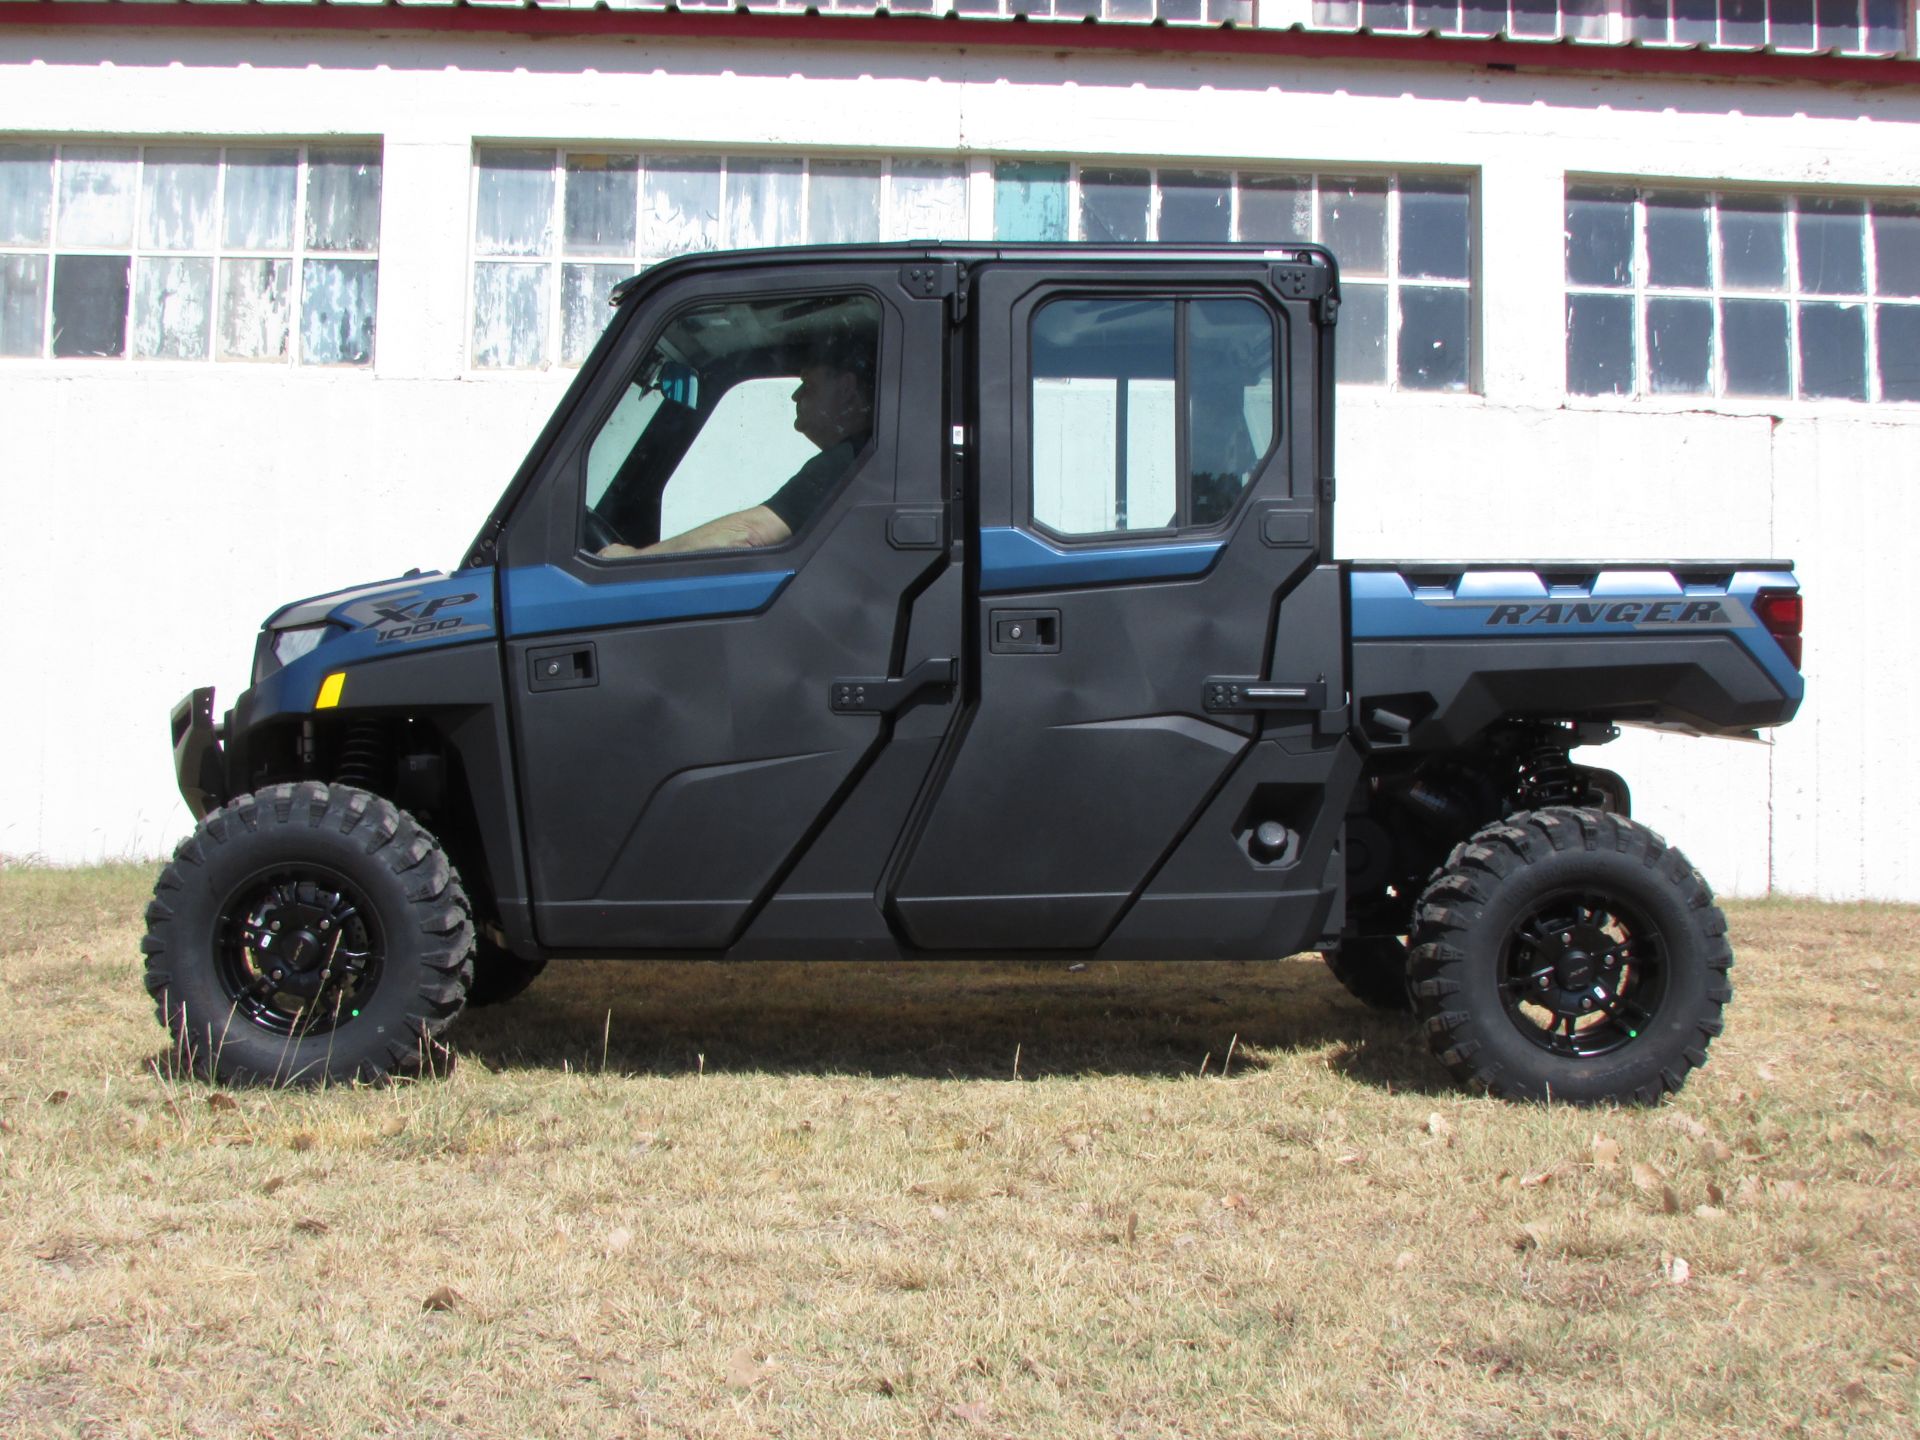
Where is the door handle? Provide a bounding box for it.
[830,657,956,715]
[527,642,598,692]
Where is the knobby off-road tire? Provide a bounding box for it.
[1325,934,1413,1013]
[143,782,475,1086]
[1408,807,1731,1105]
[463,938,547,1009]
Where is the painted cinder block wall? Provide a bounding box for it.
[0,24,1912,900]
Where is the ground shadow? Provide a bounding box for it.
[446,954,1454,1093]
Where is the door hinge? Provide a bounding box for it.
[831,657,956,716]
[900,262,968,323]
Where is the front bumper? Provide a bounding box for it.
[171,687,229,819]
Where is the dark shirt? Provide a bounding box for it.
[762,432,869,533]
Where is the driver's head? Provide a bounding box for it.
[791,342,873,451]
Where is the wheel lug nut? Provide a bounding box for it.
[1580,997,1594,1010]
[320,919,331,931]
[1537,975,1551,989]
[271,969,283,980]
[270,921,281,933]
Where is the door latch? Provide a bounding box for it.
[830,657,956,715]
[528,643,598,692]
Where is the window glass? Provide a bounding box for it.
[563,154,639,258]
[1798,302,1867,400]
[1399,179,1470,281]
[218,258,291,361]
[1,254,48,356]
[301,258,377,366]
[1645,193,1711,290]
[1398,286,1470,391]
[1080,168,1152,243]
[223,150,297,251]
[994,161,1070,242]
[472,263,547,369]
[1157,170,1233,244]
[477,151,555,258]
[561,263,627,365]
[1237,174,1310,244]
[1797,200,1866,296]
[140,148,219,252]
[50,254,129,358]
[1872,204,1920,298]
[1336,282,1388,385]
[132,256,212,360]
[582,293,880,558]
[1566,188,1634,289]
[57,147,137,249]
[1720,299,1789,396]
[1719,198,1787,292]
[1877,306,1920,402]
[725,160,806,249]
[1318,178,1387,276]
[811,160,882,244]
[305,147,382,253]
[888,161,967,241]
[0,143,53,247]
[1030,295,1275,537]
[1566,292,1633,396]
[1645,297,1712,394]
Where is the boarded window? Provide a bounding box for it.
[0,142,380,365]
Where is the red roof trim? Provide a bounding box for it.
[3,2,1917,88]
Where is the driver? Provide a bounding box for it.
[598,342,874,558]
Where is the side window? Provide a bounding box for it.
[582,292,880,558]
[1029,295,1276,538]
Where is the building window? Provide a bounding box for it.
[1309,0,1908,54]
[661,0,1251,21]
[469,150,968,370]
[0,142,381,364]
[1565,185,1920,403]
[994,162,1473,392]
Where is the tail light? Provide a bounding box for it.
[1754,589,1803,671]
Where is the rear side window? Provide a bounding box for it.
[1029,295,1275,538]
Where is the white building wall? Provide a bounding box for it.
[1,26,1913,898]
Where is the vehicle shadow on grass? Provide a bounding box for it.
[450,954,1453,1093]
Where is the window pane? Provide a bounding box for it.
[1864,0,1904,50]
[1872,204,1920,298]
[1798,301,1867,400]
[1188,298,1274,525]
[1673,0,1716,43]
[1645,296,1712,394]
[725,159,805,248]
[1335,281,1388,385]
[1625,0,1668,41]
[133,256,212,360]
[561,263,626,365]
[810,159,881,244]
[888,160,967,241]
[1511,0,1560,36]
[1566,187,1634,288]
[1157,169,1232,243]
[1461,0,1505,34]
[0,143,53,246]
[1718,197,1787,292]
[218,258,291,361]
[643,158,722,260]
[1816,0,1859,50]
[563,153,639,258]
[1364,0,1411,27]
[1567,292,1633,395]
[1413,1,1457,31]
[1318,177,1387,275]
[1315,0,1361,21]
[994,160,1069,241]
[1720,298,1790,396]
[1030,297,1176,534]
[476,150,555,258]
[1645,193,1710,289]
[140,147,219,252]
[302,258,377,366]
[0,253,47,357]
[306,146,382,252]
[223,149,297,251]
[57,146,137,248]
[1398,286,1469,390]
[1563,0,1607,37]
[1771,0,1815,47]
[50,253,129,358]
[1399,178,1469,280]
[1080,167,1151,243]
[1237,173,1310,243]
[472,262,547,369]
[1722,0,1767,46]
[1797,200,1866,295]
[1876,305,1920,402]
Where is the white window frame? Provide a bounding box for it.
[1299,0,1914,55]
[0,140,381,366]
[1565,183,1920,405]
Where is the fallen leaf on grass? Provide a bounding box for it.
[1425,1112,1453,1141]
[422,1286,464,1313]
[1699,1139,1733,1164]
[1694,1205,1726,1221]
[1774,1179,1807,1200]
[206,1093,237,1113]
[1591,1135,1621,1170]
[606,1227,633,1254]
[1665,1113,1709,1140]
[1060,1131,1094,1153]
[1755,1062,1778,1082]
[1735,1176,1763,1205]
[293,1217,329,1235]
[1394,1250,1417,1271]
[1662,1253,1691,1285]
[725,1346,768,1390]
[1661,1185,1683,1216]
[1220,1193,1250,1212]
[1706,1181,1726,1206]
[1631,1162,1664,1193]
[260,1176,288,1196]
[1333,1151,1366,1167]
[1512,1223,1547,1253]
[288,1133,316,1152]
[45,1091,69,1106]
[1519,1166,1563,1190]
[380,1116,407,1137]
[952,1401,992,1427]
[1124,1212,1138,1245]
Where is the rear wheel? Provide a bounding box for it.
[1325,934,1412,1012]
[1408,807,1730,1104]
[142,782,474,1085]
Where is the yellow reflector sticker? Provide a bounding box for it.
[315,672,346,710]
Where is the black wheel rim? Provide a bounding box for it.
[1497,888,1668,1059]
[214,865,385,1038]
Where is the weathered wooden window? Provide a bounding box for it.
[0,142,380,364]
[469,150,969,370]
[994,162,1474,393]
[1565,184,1920,403]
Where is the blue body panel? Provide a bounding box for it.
[500,564,794,639]
[1349,567,1804,704]
[978,526,1223,594]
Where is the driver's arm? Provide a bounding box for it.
[598,503,791,560]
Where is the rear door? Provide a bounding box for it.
[498,262,956,950]
[889,259,1329,950]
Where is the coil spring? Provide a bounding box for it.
[1516,741,1578,810]
[334,721,389,793]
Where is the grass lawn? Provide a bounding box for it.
[1,865,1915,1438]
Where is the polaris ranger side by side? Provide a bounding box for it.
[147,242,1805,1102]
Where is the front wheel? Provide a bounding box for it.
[1408,807,1730,1104]
[142,782,474,1085]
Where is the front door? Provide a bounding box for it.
[501,265,954,949]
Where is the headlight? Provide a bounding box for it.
[272,624,331,669]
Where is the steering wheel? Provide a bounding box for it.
[582,507,625,554]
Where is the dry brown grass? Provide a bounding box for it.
[1,865,1916,1439]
